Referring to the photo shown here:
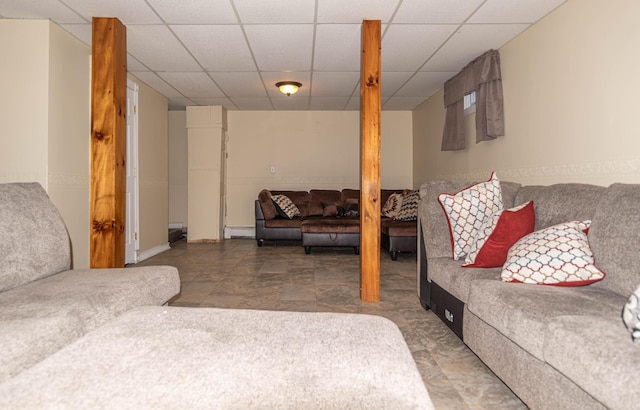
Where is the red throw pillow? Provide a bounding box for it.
[464,201,535,268]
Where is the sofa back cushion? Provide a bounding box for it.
[589,183,640,297]
[514,183,605,231]
[258,189,278,220]
[308,190,342,216]
[270,191,310,217]
[0,183,71,292]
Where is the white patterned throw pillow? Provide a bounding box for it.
[501,220,606,286]
[438,172,503,260]
[623,285,640,341]
[271,194,301,219]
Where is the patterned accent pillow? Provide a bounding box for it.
[623,285,640,341]
[464,201,535,268]
[271,194,301,219]
[438,172,503,260]
[382,193,403,218]
[501,221,606,286]
[395,190,419,222]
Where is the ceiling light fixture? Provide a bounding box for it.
[275,81,302,96]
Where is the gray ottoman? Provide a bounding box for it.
[0,306,433,409]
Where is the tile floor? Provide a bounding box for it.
[137,239,526,409]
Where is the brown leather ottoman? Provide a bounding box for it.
[381,218,417,260]
[300,218,360,254]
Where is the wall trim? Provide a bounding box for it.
[136,243,171,263]
[224,226,255,239]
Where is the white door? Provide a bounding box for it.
[125,80,140,264]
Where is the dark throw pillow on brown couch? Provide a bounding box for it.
[258,189,278,220]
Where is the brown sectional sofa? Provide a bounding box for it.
[255,188,417,260]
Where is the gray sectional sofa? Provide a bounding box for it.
[0,182,433,408]
[417,179,640,409]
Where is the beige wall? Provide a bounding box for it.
[0,20,91,268]
[47,23,91,268]
[168,111,188,227]
[412,0,640,187]
[131,75,170,253]
[225,110,413,228]
[0,20,50,187]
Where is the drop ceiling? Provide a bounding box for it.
[0,0,566,111]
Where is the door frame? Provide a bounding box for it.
[125,79,140,264]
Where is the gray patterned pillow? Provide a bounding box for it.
[395,190,419,222]
[272,194,301,219]
[623,285,640,341]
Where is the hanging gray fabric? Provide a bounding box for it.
[441,49,504,151]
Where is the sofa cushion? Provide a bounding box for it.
[428,257,501,303]
[380,219,416,237]
[308,190,342,216]
[258,189,278,220]
[0,266,180,332]
[0,315,82,383]
[438,173,503,260]
[513,183,605,231]
[544,315,640,410]
[589,183,640,298]
[0,183,71,293]
[501,221,605,286]
[466,279,625,361]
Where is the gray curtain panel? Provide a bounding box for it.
[441,49,504,151]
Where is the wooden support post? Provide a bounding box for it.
[90,18,127,268]
[360,20,381,302]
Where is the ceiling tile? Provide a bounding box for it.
[0,0,86,23]
[60,24,92,46]
[314,24,361,71]
[168,98,195,110]
[469,0,567,24]
[393,0,483,23]
[130,71,183,98]
[244,25,313,71]
[272,96,310,110]
[209,72,267,97]
[261,72,311,98]
[311,72,359,97]
[382,24,458,71]
[422,24,530,72]
[310,97,350,110]
[231,98,274,110]
[381,72,413,98]
[158,72,225,98]
[127,25,201,71]
[171,25,255,71]
[127,55,148,71]
[62,0,161,24]
[317,0,399,23]
[234,0,315,23]
[394,71,456,98]
[147,0,237,24]
[382,97,427,110]
[345,97,360,111]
